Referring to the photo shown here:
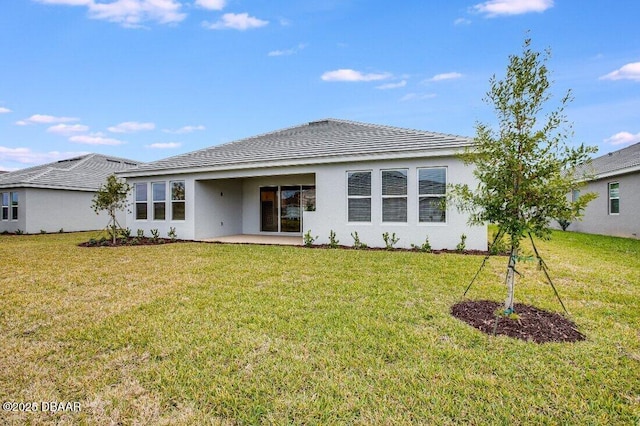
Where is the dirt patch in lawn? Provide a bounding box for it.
[451,300,586,344]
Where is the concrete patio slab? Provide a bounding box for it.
[201,234,303,246]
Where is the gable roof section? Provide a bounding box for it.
[578,142,640,179]
[120,119,472,176]
[0,153,141,191]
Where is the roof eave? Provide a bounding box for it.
[117,146,469,178]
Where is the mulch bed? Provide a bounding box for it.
[451,300,586,344]
[78,237,183,247]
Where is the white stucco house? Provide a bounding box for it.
[118,119,487,250]
[0,153,140,234]
[568,142,640,238]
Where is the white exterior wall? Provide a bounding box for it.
[125,176,196,240]
[122,156,486,250]
[568,172,640,238]
[0,188,117,234]
[303,157,485,250]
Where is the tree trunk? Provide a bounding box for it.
[111,209,117,245]
[504,245,518,313]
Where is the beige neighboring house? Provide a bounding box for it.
[569,142,640,238]
[0,154,140,234]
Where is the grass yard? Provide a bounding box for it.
[0,230,639,424]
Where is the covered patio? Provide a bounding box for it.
[200,234,303,246]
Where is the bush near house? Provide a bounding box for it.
[0,230,638,424]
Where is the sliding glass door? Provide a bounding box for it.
[260,185,315,233]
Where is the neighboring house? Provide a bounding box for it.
[569,142,640,238]
[0,153,140,234]
[119,119,487,250]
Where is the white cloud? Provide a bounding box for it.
[400,93,437,102]
[600,62,640,81]
[0,107,12,114]
[376,80,407,90]
[203,13,268,30]
[194,0,225,10]
[15,114,79,126]
[0,146,88,166]
[321,69,392,82]
[46,123,90,135]
[146,142,182,148]
[604,131,640,146]
[69,133,125,145]
[35,0,186,28]
[473,0,553,17]
[108,121,155,133]
[268,43,307,57]
[428,72,463,82]
[454,17,472,25]
[162,125,205,134]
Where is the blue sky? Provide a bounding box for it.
[1,0,639,170]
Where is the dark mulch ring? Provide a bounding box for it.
[451,300,586,344]
[78,237,183,247]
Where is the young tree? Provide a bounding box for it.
[91,174,131,244]
[452,38,596,313]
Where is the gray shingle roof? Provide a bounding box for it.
[0,153,141,191]
[126,119,472,174]
[578,142,640,178]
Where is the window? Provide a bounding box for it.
[608,182,619,214]
[10,192,18,221]
[418,167,446,223]
[382,169,407,222]
[1,193,8,221]
[347,171,371,222]
[571,189,580,203]
[152,182,166,220]
[171,181,185,221]
[302,185,316,212]
[135,183,148,220]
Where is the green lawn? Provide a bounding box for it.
[0,230,638,424]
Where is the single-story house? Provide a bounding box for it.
[118,119,487,250]
[0,153,140,234]
[569,142,640,238]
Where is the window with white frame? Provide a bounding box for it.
[382,169,408,222]
[347,171,371,222]
[135,183,148,220]
[171,181,185,220]
[1,193,8,221]
[418,167,446,223]
[10,192,18,221]
[152,182,166,220]
[608,182,619,214]
[571,189,580,203]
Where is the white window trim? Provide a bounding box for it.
[170,180,186,222]
[152,181,167,221]
[381,168,408,224]
[608,182,620,215]
[417,167,448,225]
[346,170,373,224]
[134,182,149,221]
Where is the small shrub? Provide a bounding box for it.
[150,229,160,241]
[303,230,318,247]
[351,232,367,249]
[58,228,64,233]
[137,229,145,238]
[557,219,571,231]
[456,234,467,253]
[168,227,177,241]
[328,230,339,248]
[40,229,46,234]
[411,236,432,253]
[382,232,399,250]
[87,238,98,247]
[120,227,132,239]
[15,229,23,235]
